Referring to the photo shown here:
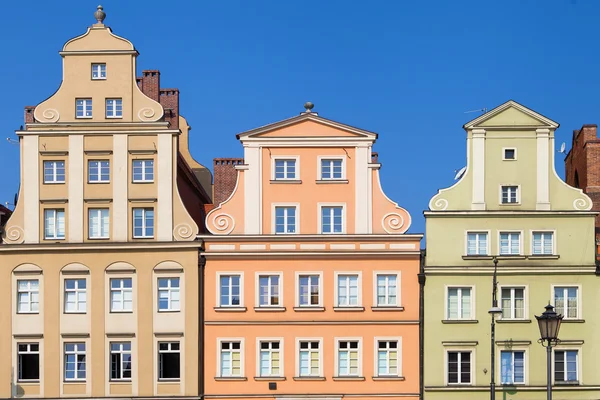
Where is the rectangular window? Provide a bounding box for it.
[44,209,66,240]
[44,160,66,183]
[110,278,133,312]
[377,340,399,376]
[259,341,281,377]
[503,148,516,160]
[158,278,180,312]
[321,159,343,179]
[299,341,320,377]
[64,279,86,313]
[88,160,110,183]
[64,343,86,381]
[500,232,521,255]
[554,350,578,383]
[321,206,343,234]
[466,232,487,255]
[298,274,320,306]
[133,208,154,238]
[501,287,525,319]
[110,342,132,381]
[76,98,93,118]
[18,343,39,381]
[132,159,154,182]
[532,232,554,255]
[500,350,525,384]
[106,98,122,118]
[501,185,519,204]
[275,206,296,234]
[91,63,106,79]
[258,275,280,307]
[337,274,359,307]
[337,340,360,376]
[158,342,180,380]
[448,351,471,384]
[88,208,110,239]
[220,341,242,377]
[554,287,578,319]
[376,274,398,307]
[274,159,296,180]
[17,280,39,314]
[220,275,241,307]
[447,287,472,319]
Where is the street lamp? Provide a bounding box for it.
[535,304,563,400]
[489,257,502,400]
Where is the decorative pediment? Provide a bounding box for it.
[463,100,559,130]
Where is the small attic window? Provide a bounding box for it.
[91,63,106,80]
[503,148,516,160]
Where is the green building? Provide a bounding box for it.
[424,100,598,399]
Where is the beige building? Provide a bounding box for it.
[1,6,211,399]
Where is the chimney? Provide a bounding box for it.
[160,89,179,129]
[24,106,36,124]
[580,124,598,143]
[213,158,244,206]
[139,70,160,102]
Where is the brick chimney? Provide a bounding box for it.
[24,106,36,124]
[160,89,179,129]
[213,158,244,206]
[137,70,161,102]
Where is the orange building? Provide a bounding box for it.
[200,103,422,400]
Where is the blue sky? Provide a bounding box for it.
[1,0,599,235]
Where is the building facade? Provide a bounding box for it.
[424,101,598,399]
[200,104,422,400]
[1,7,211,399]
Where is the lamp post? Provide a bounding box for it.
[489,257,502,400]
[535,304,563,400]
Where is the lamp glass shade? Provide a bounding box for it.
[535,304,563,341]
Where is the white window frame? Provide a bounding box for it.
[295,272,323,308]
[88,208,110,239]
[272,203,299,234]
[502,147,517,161]
[17,343,40,382]
[91,63,106,80]
[255,272,283,308]
[216,272,244,308]
[17,279,40,314]
[272,156,299,180]
[109,341,132,381]
[552,347,581,385]
[373,271,401,308]
[43,160,66,184]
[499,285,528,320]
[318,202,346,234]
[64,278,86,313]
[132,159,154,183]
[374,337,403,377]
[445,285,475,320]
[44,208,66,240]
[158,341,181,381]
[105,98,122,118]
[498,348,528,385]
[256,337,284,378]
[334,271,362,308]
[64,342,86,381]
[551,285,581,320]
[88,160,110,183]
[499,184,521,205]
[157,277,180,312]
[110,278,133,313]
[217,338,245,378]
[499,231,522,255]
[295,337,323,378]
[531,230,555,255]
[445,348,474,385]
[318,156,346,180]
[335,337,362,377]
[76,98,93,119]
[132,207,154,238]
[465,231,489,256]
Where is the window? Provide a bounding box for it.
[220,341,242,377]
[91,63,106,79]
[17,280,39,313]
[44,209,65,240]
[274,159,296,180]
[64,343,86,381]
[106,98,122,118]
[337,340,360,377]
[275,206,296,234]
[447,287,472,320]
[298,274,320,307]
[501,185,519,204]
[158,342,180,380]
[88,208,109,239]
[321,159,343,179]
[337,274,359,307]
[259,341,281,377]
[220,275,241,307]
[18,343,39,381]
[64,279,86,313]
[88,160,110,183]
[44,160,66,183]
[500,232,521,255]
[466,232,487,255]
[501,287,525,319]
[532,232,554,255]
[377,340,399,376]
[298,341,320,377]
[76,98,93,118]
[554,287,578,319]
[503,148,516,160]
[132,159,154,182]
[321,206,343,234]
[500,350,525,384]
[158,278,180,312]
[110,342,132,381]
[448,351,471,384]
[133,208,154,238]
[110,278,133,312]
[258,275,280,307]
[376,273,398,307]
[555,350,578,383]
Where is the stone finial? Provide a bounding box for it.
[304,102,314,113]
[94,5,106,24]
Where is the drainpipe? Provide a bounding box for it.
[198,243,207,400]
[418,249,426,400]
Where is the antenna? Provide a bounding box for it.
[6,138,18,145]
[464,108,488,114]
[454,166,467,180]
[558,142,566,154]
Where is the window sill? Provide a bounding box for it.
[293,376,325,381]
[497,319,532,324]
[16,312,40,315]
[157,309,181,313]
[106,116,123,119]
[371,306,405,312]
[561,319,585,323]
[88,181,111,184]
[17,381,40,384]
[109,310,133,314]
[499,202,521,206]
[64,311,87,315]
[88,237,110,240]
[270,179,302,184]
[442,319,479,324]
[333,306,365,312]
[528,255,560,260]
[315,179,348,184]
[372,376,406,381]
[214,377,247,381]
[44,182,66,185]
[254,306,286,312]
[109,380,132,383]
[254,376,286,381]
[293,306,325,312]
[496,255,526,260]
[214,307,247,312]
[462,255,494,260]
[64,380,86,383]
[332,376,365,381]
[158,379,180,382]
[555,381,580,385]
[131,181,155,184]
